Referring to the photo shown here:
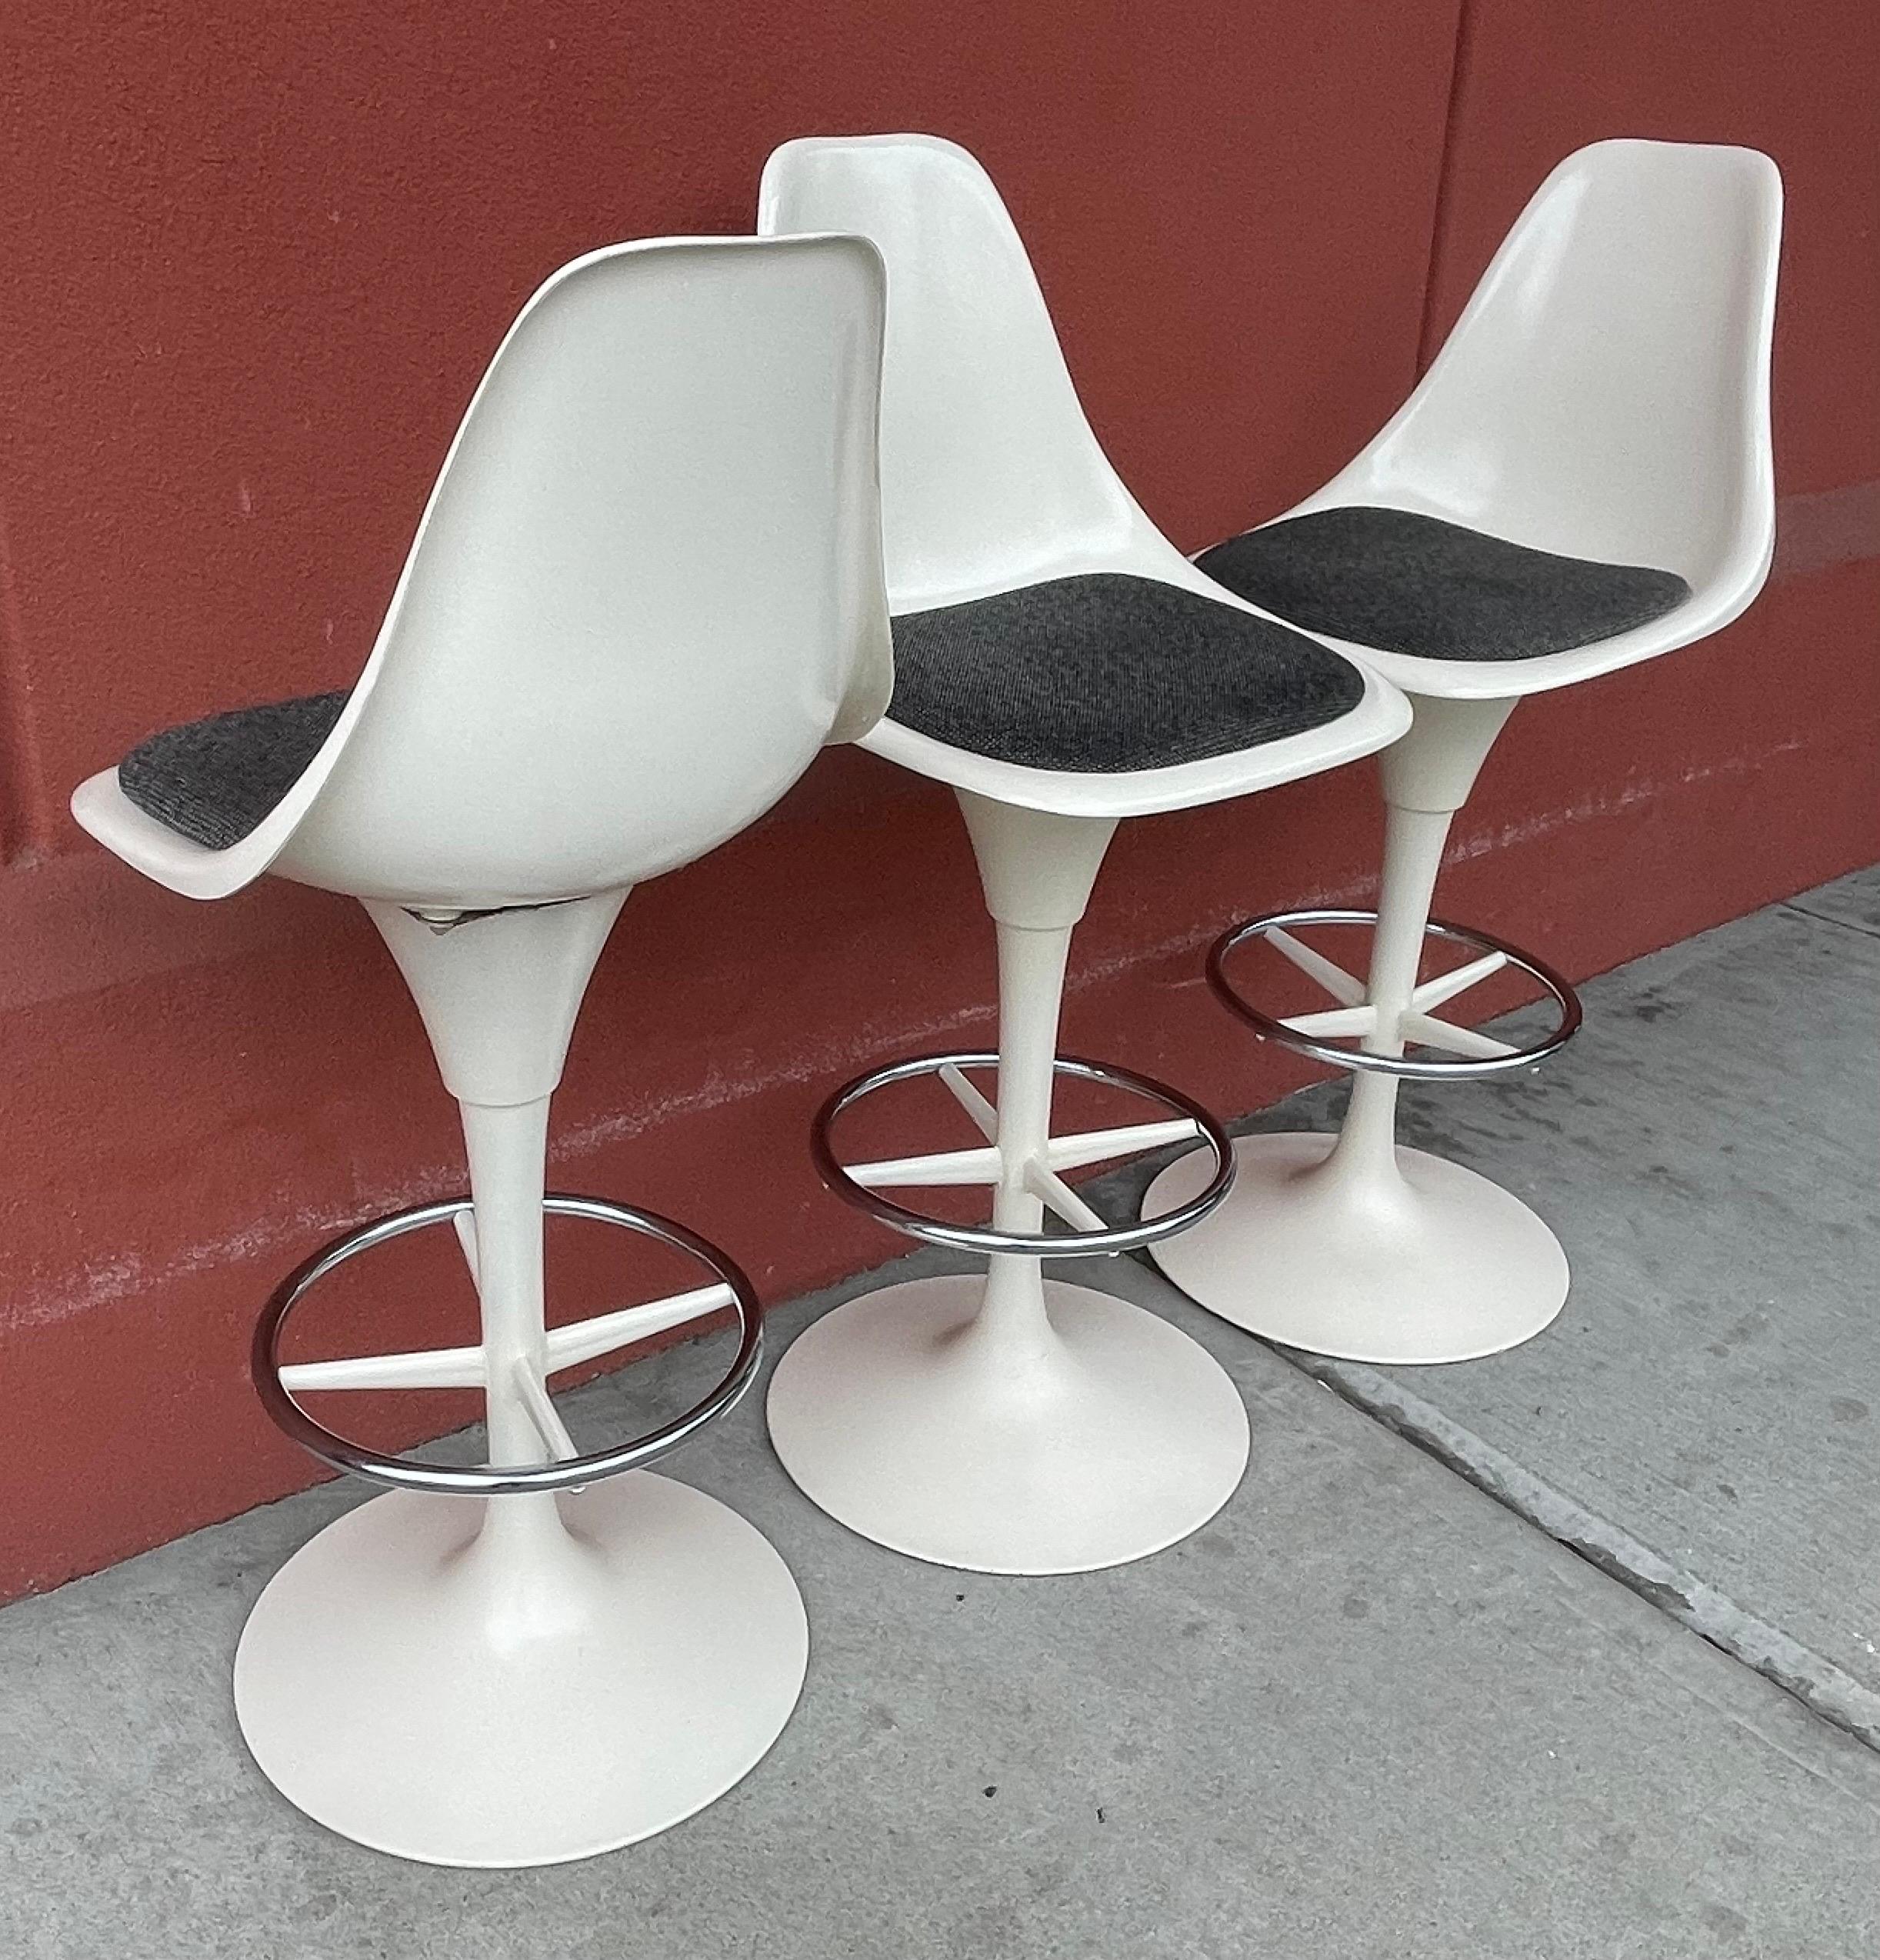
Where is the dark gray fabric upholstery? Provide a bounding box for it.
[118,692,348,849]
[1197,506,1691,662]
[888,572,1365,772]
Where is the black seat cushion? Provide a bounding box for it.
[888,572,1365,772]
[1197,506,1691,662]
[118,691,348,849]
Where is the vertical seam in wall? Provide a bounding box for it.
[0,498,52,864]
[1416,0,1476,373]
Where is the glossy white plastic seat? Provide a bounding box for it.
[1149,140,1782,1364]
[758,135,1410,1576]
[72,234,892,1866]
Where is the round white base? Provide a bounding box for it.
[765,1274,1249,1575]
[233,1473,808,1868]
[1145,1132,1567,1365]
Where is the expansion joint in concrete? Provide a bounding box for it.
[1278,1347,1880,1758]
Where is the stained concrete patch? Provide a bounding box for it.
[2,1244,1878,1958]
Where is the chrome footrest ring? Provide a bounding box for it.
[252,1192,762,1496]
[1208,907,1582,1080]
[811,1049,1235,1258]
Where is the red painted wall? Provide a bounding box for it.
[1,2,1875,1600]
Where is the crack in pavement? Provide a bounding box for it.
[1778,898,1880,943]
[1278,1345,1880,1758]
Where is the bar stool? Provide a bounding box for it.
[70,234,892,1865]
[758,135,1411,1575]
[1148,140,1782,1364]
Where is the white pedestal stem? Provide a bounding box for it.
[1145,693,1569,1364]
[233,890,809,1865]
[1323,695,1515,1193]
[764,792,1250,1573]
[955,790,1116,1368]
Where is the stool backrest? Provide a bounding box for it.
[759,135,1172,611]
[1314,140,1781,605]
[278,233,892,904]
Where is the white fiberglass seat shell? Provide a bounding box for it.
[72,234,892,1867]
[1149,140,1782,1365]
[74,234,893,909]
[761,134,1407,818]
[1223,139,1781,703]
[757,134,1409,1578]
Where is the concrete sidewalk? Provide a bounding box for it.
[2,872,1877,1958]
